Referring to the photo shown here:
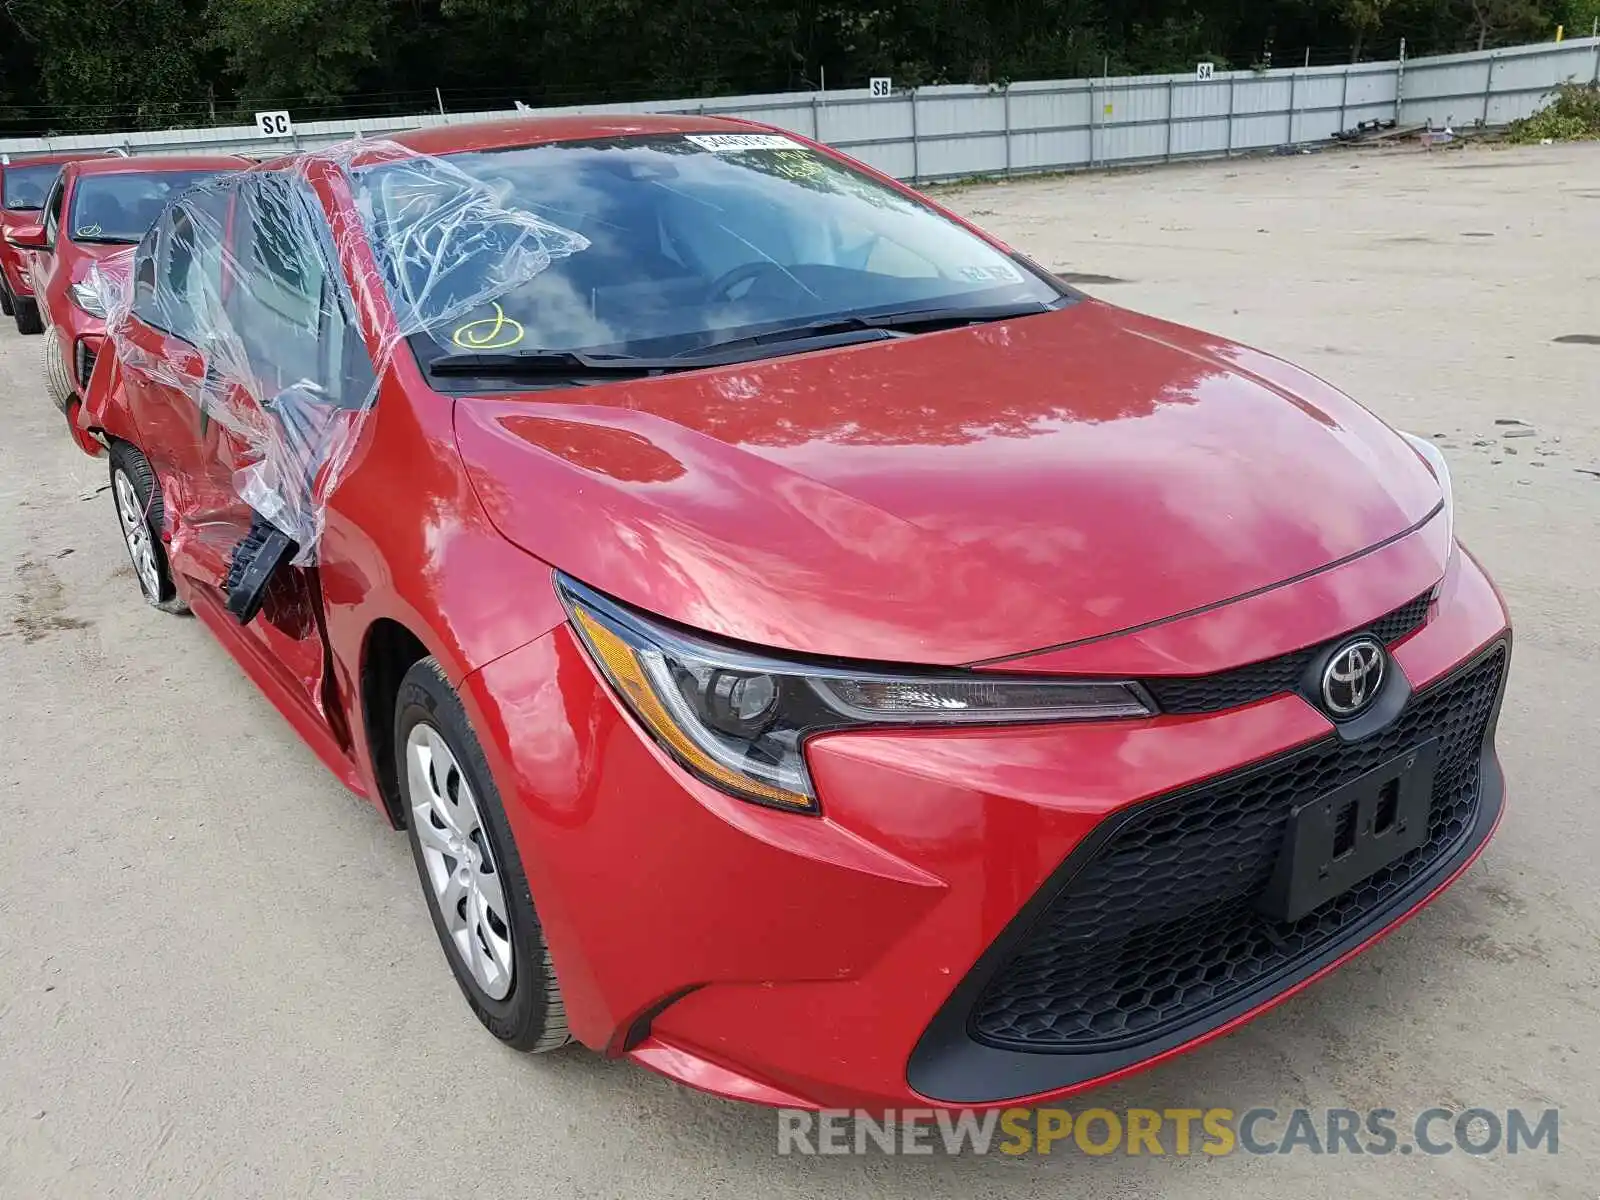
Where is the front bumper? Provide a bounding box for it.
[462,540,1510,1111]
[58,322,105,408]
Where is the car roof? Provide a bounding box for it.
[382,112,767,158]
[67,153,253,177]
[1,151,98,169]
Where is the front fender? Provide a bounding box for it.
[77,347,138,455]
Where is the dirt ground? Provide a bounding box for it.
[1,140,1597,1198]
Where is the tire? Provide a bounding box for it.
[395,658,570,1052]
[13,295,44,335]
[42,326,75,415]
[108,441,189,615]
[0,279,13,317]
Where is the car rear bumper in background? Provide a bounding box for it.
[462,545,1510,1111]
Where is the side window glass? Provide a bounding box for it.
[130,223,164,325]
[231,174,372,409]
[160,185,231,346]
[42,179,65,248]
[130,183,230,344]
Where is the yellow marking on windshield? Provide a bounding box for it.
[452,302,525,351]
[767,150,825,180]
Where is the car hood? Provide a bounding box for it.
[453,299,1441,666]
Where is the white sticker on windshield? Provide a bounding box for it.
[958,263,1025,284]
[684,133,803,153]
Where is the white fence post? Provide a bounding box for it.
[1395,38,1407,124]
[1002,85,1012,176]
[909,87,920,182]
[1088,77,1097,168]
[1165,75,1175,161]
[1287,68,1299,144]
[1225,73,1235,156]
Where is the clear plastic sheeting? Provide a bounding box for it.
[92,138,589,572]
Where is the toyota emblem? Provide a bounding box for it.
[1321,639,1386,718]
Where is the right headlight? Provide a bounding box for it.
[69,279,108,318]
[558,574,1152,814]
[1399,431,1456,591]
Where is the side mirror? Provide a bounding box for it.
[4,223,48,250]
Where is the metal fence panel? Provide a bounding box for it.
[3,38,1595,180]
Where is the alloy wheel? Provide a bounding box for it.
[406,723,515,1000]
[113,469,162,603]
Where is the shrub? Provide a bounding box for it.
[1505,80,1600,142]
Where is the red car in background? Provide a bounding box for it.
[0,150,91,333]
[76,115,1510,1113]
[5,153,247,436]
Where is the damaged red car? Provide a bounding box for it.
[75,114,1511,1112]
[1,150,89,333]
[4,152,248,435]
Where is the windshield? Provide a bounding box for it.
[356,133,1062,363]
[68,171,234,243]
[2,163,62,211]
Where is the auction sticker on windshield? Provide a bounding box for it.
[684,133,802,152]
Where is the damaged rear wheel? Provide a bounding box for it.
[109,441,188,615]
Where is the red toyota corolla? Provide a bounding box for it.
[4,152,247,434]
[0,150,91,333]
[75,114,1510,1112]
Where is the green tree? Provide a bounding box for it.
[1562,0,1600,35]
[1342,0,1398,58]
[6,0,209,130]
[0,0,1586,137]
[1464,0,1553,48]
[203,0,393,107]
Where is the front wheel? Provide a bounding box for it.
[108,441,188,614]
[42,326,74,415]
[0,279,13,317]
[396,658,570,1052]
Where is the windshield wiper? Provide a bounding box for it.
[428,350,693,377]
[426,302,1055,382]
[429,329,904,379]
[674,300,1056,359]
[71,235,141,246]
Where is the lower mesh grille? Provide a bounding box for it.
[970,645,1504,1052]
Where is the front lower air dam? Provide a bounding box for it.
[905,640,1508,1105]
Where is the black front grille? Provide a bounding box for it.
[970,645,1504,1053]
[1369,593,1433,644]
[1143,592,1433,716]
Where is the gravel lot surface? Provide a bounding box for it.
[1,139,1596,1198]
